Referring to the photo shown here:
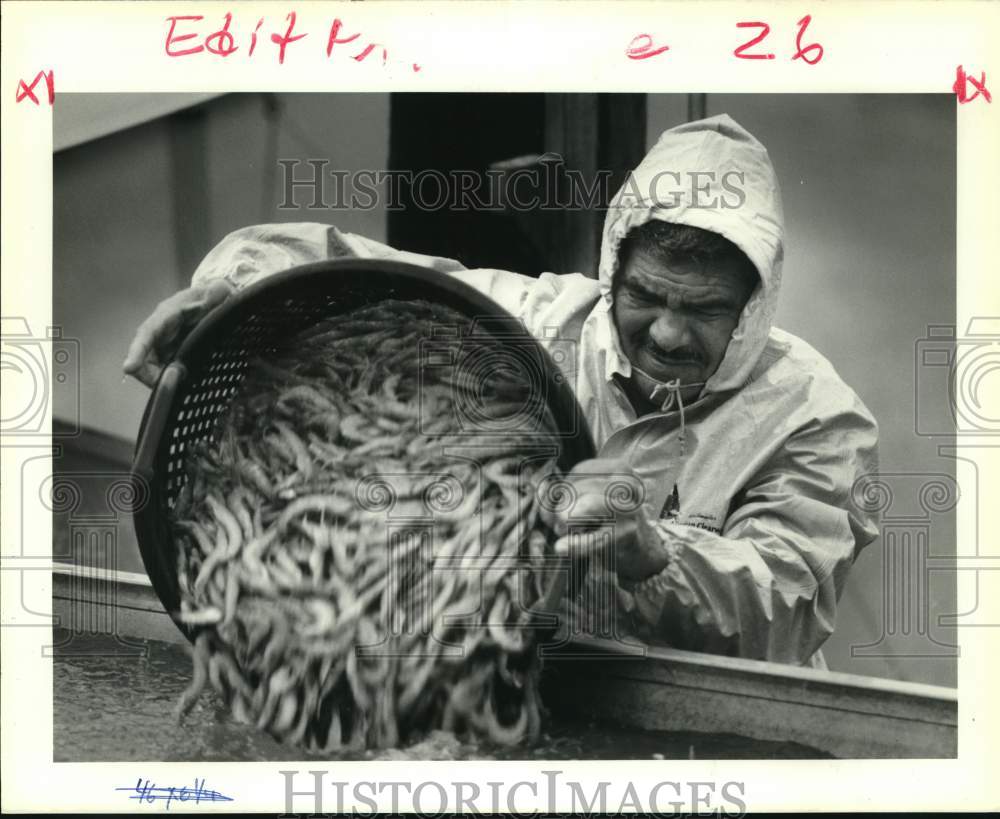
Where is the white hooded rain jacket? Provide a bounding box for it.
[190,114,880,667]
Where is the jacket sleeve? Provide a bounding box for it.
[189,222,540,319]
[190,222,469,288]
[626,406,880,665]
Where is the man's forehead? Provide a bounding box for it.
[621,248,755,296]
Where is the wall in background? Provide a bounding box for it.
[203,93,389,247]
[54,92,390,445]
[53,115,182,444]
[648,94,957,687]
[53,93,223,152]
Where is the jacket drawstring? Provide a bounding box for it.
[651,378,687,456]
[632,365,705,459]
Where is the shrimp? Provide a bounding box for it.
[170,297,568,751]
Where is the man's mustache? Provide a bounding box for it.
[641,343,704,366]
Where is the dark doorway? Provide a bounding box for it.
[388,93,547,275]
[388,93,647,278]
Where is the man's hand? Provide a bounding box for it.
[546,458,670,583]
[122,279,235,388]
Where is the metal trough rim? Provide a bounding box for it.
[559,632,958,706]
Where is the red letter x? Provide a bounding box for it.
[953,65,992,104]
[15,70,55,105]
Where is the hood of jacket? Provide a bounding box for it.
[598,114,785,395]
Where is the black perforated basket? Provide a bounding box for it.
[130,258,595,639]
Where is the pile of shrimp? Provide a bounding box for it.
[168,298,568,752]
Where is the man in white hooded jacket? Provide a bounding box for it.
[124,114,880,668]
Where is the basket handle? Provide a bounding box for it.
[132,361,187,482]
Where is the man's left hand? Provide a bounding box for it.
[546,458,670,583]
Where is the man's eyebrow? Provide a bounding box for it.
[622,277,664,299]
[625,276,740,311]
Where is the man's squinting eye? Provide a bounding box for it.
[692,303,737,320]
[623,282,659,305]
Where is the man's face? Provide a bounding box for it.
[612,244,757,410]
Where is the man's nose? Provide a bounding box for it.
[648,310,691,350]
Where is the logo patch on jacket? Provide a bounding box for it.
[659,488,724,534]
[660,483,681,520]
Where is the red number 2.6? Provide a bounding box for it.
[734,14,824,64]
